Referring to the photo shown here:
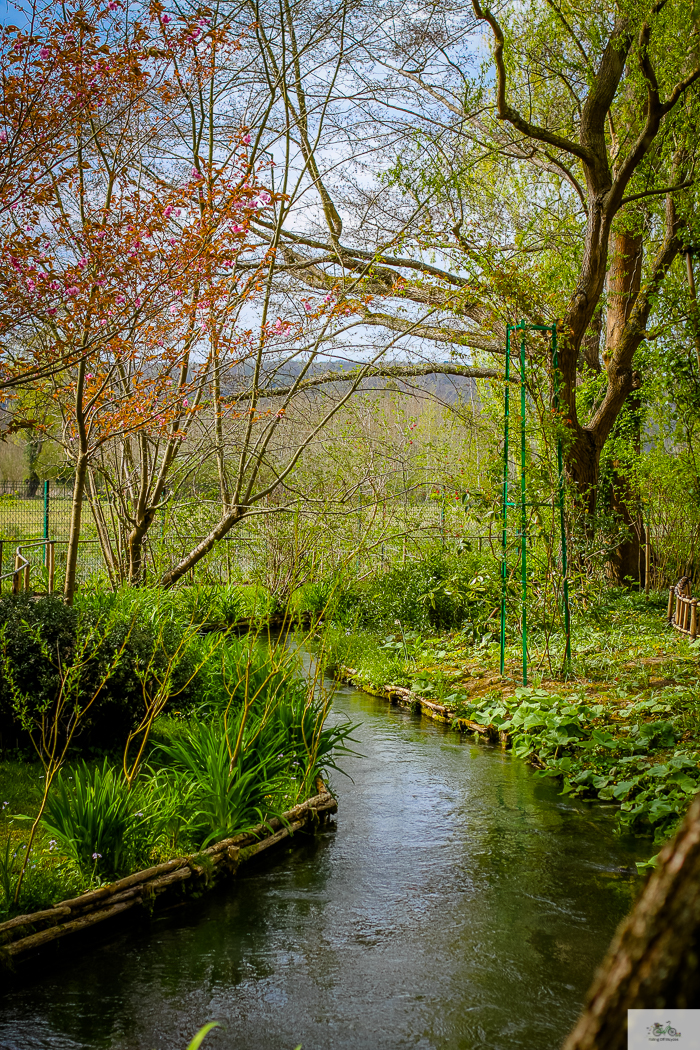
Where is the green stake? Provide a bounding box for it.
[500,326,511,676]
[519,322,528,687]
[552,325,572,671]
[43,479,49,566]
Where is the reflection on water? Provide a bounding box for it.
[0,681,647,1050]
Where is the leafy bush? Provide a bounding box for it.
[330,552,499,632]
[155,716,289,847]
[156,675,355,845]
[0,593,205,752]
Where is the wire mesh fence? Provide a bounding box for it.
[0,481,498,593]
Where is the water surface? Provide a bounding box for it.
[0,680,647,1050]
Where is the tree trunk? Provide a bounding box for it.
[607,467,646,585]
[160,506,244,588]
[566,229,645,524]
[603,230,643,367]
[606,387,645,585]
[563,793,700,1050]
[601,231,644,583]
[64,451,88,604]
[128,509,156,586]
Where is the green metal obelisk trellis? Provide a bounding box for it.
[499,321,572,686]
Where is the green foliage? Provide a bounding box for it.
[0,833,21,911]
[41,759,140,875]
[186,1025,219,1050]
[331,552,499,633]
[452,686,697,842]
[155,716,289,847]
[0,593,205,751]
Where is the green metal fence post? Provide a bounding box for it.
[500,326,512,676]
[43,480,49,565]
[551,325,572,670]
[519,322,528,686]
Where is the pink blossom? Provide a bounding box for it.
[99,319,107,326]
[164,205,174,218]
[324,294,332,303]
[191,167,201,179]
[183,398,189,406]
[87,373,94,379]
[243,134,252,145]
[116,294,125,304]
[65,285,79,297]
[134,297,141,307]
[47,307,57,316]
[161,13,171,23]
[26,279,36,293]
[49,280,60,291]
[78,257,88,269]
[274,318,282,331]
[169,304,178,314]
[108,1,118,9]
[39,47,50,59]
[231,224,244,233]
[95,231,105,239]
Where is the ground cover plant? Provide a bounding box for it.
[324,584,700,862]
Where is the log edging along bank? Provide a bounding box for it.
[337,667,523,753]
[0,784,337,972]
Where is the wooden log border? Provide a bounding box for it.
[337,667,516,750]
[667,577,698,640]
[0,784,337,970]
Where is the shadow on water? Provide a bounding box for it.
[0,677,650,1050]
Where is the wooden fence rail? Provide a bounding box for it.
[668,576,698,639]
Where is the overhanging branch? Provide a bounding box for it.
[222,362,505,404]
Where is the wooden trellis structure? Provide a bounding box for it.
[668,576,698,639]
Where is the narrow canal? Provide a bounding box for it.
[0,677,647,1050]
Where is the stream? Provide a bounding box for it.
[0,675,649,1050]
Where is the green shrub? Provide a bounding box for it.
[0,593,204,752]
[155,715,289,847]
[331,551,499,632]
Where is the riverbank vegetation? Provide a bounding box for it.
[0,590,353,918]
[323,578,700,856]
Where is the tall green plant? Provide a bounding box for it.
[156,715,289,847]
[42,759,138,875]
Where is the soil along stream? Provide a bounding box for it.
[0,677,650,1050]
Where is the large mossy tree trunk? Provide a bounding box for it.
[563,794,700,1050]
